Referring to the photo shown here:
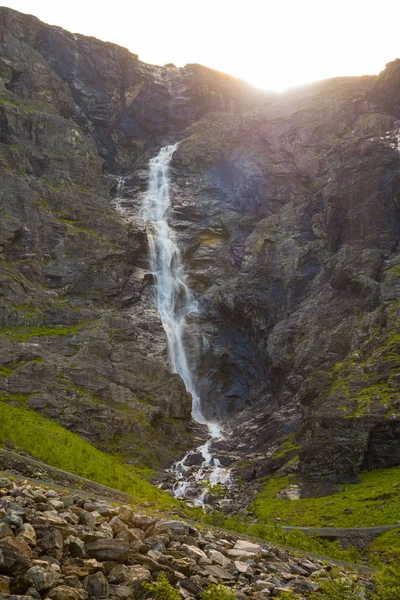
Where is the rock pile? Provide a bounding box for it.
[0,477,369,599]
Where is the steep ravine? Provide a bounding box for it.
[1,7,400,504]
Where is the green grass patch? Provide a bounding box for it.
[189,510,362,564]
[272,433,300,459]
[0,400,178,510]
[0,98,43,114]
[0,324,83,342]
[251,467,400,527]
[0,366,14,377]
[368,529,400,567]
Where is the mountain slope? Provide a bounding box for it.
[1,7,400,496]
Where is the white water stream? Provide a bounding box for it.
[141,145,231,504]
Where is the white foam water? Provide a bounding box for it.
[141,144,231,505]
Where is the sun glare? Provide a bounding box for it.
[1,0,399,91]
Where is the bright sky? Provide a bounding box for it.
[1,0,400,91]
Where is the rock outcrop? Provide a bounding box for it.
[0,476,370,599]
[1,6,400,491]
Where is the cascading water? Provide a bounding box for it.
[142,144,231,504]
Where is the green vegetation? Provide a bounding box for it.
[272,433,300,459]
[373,565,400,600]
[278,592,302,600]
[251,466,400,527]
[368,529,400,567]
[309,570,364,599]
[144,577,236,600]
[0,324,83,342]
[200,584,236,600]
[144,573,180,600]
[0,98,44,114]
[318,305,400,418]
[0,400,178,510]
[0,366,14,377]
[190,511,361,564]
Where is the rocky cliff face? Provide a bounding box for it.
[1,7,400,489]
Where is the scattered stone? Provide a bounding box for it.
[65,537,85,559]
[84,540,129,563]
[0,480,13,491]
[84,573,109,598]
[208,550,231,569]
[24,565,60,591]
[153,520,189,537]
[0,525,13,540]
[47,586,88,600]
[39,529,63,552]
[107,565,151,586]
[202,565,234,580]
[0,538,32,575]
[234,561,254,576]
[0,478,370,600]
[0,576,10,593]
[16,524,37,547]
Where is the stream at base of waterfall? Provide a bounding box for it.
[113,144,231,506]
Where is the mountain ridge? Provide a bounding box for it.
[1,6,400,506]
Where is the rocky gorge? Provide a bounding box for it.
[1,3,400,518]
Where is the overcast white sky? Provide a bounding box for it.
[1,0,399,91]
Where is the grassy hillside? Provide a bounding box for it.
[252,468,400,527]
[0,400,178,510]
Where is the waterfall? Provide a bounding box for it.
[142,144,231,503]
[142,144,217,433]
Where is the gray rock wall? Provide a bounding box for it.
[1,7,400,484]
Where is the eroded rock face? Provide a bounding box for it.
[1,6,400,485]
[166,77,400,481]
[0,7,195,469]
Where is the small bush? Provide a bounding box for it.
[200,583,236,600]
[144,573,180,600]
[373,565,400,600]
[278,591,302,600]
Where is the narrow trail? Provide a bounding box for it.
[0,447,382,575]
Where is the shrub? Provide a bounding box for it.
[200,583,236,600]
[308,570,364,599]
[373,565,400,600]
[144,573,180,600]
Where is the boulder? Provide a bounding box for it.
[84,540,129,563]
